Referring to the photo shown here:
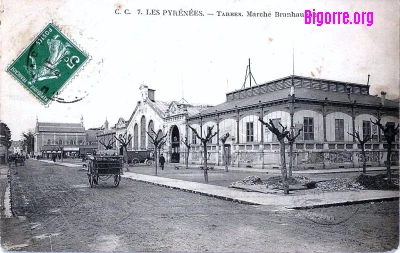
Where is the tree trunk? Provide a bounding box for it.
[222,144,228,172]
[154,149,158,176]
[280,138,289,194]
[186,147,189,169]
[387,142,392,181]
[123,146,129,172]
[203,142,208,183]
[288,141,293,178]
[361,143,367,174]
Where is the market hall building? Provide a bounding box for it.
[34,117,97,158]
[119,84,211,163]
[186,75,399,169]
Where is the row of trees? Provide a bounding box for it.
[99,118,399,194]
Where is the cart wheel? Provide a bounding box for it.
[132,159,139,166]
[145,159,153,166]
[114,175,121,187]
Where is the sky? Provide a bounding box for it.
[0,0,399,140]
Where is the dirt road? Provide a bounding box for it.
[1,160,398,252]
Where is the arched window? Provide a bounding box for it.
[140,116,146,149]
[128,134,132,149]
[134,124,139,150]
[157,130,164,150]
[148,120,154,148]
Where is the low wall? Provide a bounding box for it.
[186,149,399,170]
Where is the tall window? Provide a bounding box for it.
[140,116,146,149]
[148,120,154,148]
[246,122,254,142]
[47,139,51,145]
[134,124,139,150]
[303,117,314,140]
[191,129,197,144]
[362,120,371,139]
[335,119,344,141]
[372,124,378,141]
[128,134,132,149]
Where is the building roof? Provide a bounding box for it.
[36,122,85,133]
[193,85,398,118]
[148,100,171,117]
[126,98,212,125]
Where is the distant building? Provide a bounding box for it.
[96,119,118,154]
[187,75,399,169]
[34,117,97,158]
[10,140,24,155]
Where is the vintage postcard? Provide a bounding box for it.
[0,0,399,252]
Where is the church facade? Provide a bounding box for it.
[186,75,399,169]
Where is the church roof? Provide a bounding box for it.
[36,122,85,133]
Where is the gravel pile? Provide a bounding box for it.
[356,174,399,190]
[266,176,311,189]
[314,178,365,192]
[230,176,264,187]
[231,174,399,192]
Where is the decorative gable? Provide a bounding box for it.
[167,101,186,117]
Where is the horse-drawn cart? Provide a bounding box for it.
[86,155,124,187]
[9,154,25,167]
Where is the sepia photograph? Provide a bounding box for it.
[0,0,399,252]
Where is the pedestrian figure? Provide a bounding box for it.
[159,154,165,170]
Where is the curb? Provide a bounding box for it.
[123,176,259,206]
[288,196,400,210]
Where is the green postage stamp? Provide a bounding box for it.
[7,23,89,105]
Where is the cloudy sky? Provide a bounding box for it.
[0,0,398,140]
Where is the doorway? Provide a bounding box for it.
[171,125,180,163]
[223,144,231,166]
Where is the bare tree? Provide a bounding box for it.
[371,119,399,181]
[115,131,133,170]
[259,118,290,194]
[348,131,371,174]
[188,125,218,183]
[21,130,35,155]
[181,137,191,169]
[147,129,168,176]
[220,132,230,172]
[98,137,116,150]
[286,128,302,178]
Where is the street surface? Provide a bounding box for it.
[1,159,398,252]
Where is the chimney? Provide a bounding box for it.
[148,89,155,102]
[381,91,386,105]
